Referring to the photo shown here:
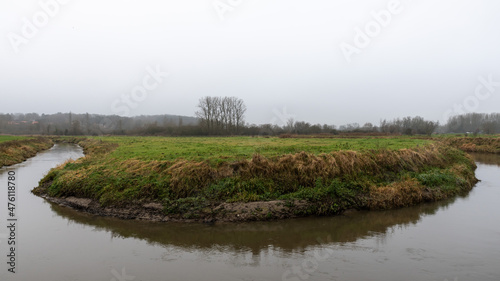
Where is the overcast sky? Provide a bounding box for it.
[1,0,499,126]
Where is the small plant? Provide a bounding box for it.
[416,170,458,188]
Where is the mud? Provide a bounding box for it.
[38,195,312,223]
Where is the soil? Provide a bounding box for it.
[38,194,313,223]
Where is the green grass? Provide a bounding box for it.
[416,169,464,189]
[0,136,27,143]
[100,136,431,164]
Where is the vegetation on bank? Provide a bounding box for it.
[0,137,54,167]
[33,136,478,221]
[440,137,500,154]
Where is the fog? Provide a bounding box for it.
[1,0,499,126]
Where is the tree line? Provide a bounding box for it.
[443,113,500,134]
[0,112,198,136]
[380,116,439,136]
[1,98,499,136]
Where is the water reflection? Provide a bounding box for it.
[470,152,500,166]
[48,196,460,254]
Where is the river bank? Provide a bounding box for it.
[441,136,500,154]
[0,137,54,168]
[32,137,479,222]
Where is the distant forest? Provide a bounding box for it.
[1,99,499,136]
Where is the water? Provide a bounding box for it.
[0,144,499,281]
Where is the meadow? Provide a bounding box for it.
[100,136,432,163]
[0,135,27,143]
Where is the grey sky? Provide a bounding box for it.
[1,0,500,126]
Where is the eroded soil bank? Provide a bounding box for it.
[36,195,315,222]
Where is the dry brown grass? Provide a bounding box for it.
[0,137,54,167]
[443,137,500,153]
[368,178,430,210]
[158,143,461,197]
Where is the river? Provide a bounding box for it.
[0,144,499,281]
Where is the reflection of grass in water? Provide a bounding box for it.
[48,196,458,255]
[470,153,500,166]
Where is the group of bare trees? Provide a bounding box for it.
[380,116,439,136]
[196,96,247,135]
[445,113,500,134]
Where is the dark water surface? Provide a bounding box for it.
[0,145,499,281]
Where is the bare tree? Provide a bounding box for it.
[196,96,217,134]
[482,121,497,134]
[232,97,246,133]
[285,118,295,133]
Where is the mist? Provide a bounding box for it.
[2,0,500,126]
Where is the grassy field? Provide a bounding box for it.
[0,135,27,143]
[100,136,431,164]
[32,136,479,221]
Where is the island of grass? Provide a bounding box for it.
[0,136,54,168]
[33,136,479,222]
